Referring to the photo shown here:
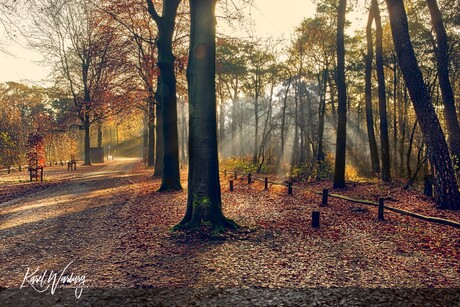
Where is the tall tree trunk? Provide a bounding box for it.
[426,0,460,167]
[154,102,164,177]
[82,64,91,165]
[278,75,291,166]
[392,58,398,170]
[317,69,326,162]
[180,100,187,164]
[146,0,182,190]
[231,77,238,157]
[219,96,225,156]
[177,0,237,230]
[97,121,103,148]
[385,0,460,209]
[143,101,149,164]
[365,6,380,174]
[333,0,347,188]
[83,113,91,165]
[253,79,259,164]
[374,0,391,181]
[148,94,155,167]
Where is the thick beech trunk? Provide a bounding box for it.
[333,0,347,188]
[177,0,237,230]
[146,0,182,190]
[385,0,460,209]
[426,0,460,167]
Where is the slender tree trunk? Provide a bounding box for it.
[333,0,347,188]
[83,113,91,165]
[385,0,460,209]
[148,94,155,167]
[177,0,237,230]
[365,6,380,174]
[374,0,391,181]
[154,102,164,177]
[393,59,398,170]
[317,70,326,162]
[426,0,460,167]
[279,76,291,166]
[231,77,239,158]
[97,121,103,148]
[253,80,259,164]
[143,102,149,163]
[180,100,187,164]
[82,63,91,165]
[219,95,225,156]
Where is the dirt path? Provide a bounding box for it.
[0,158,141,289]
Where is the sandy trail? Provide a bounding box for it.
[0,158,140,288]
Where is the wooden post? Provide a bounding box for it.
[234,171,237,180]
[224,170,227,176]
[423,175,433,197]
[7,166,10,174]
[264,177,268,190]
[288,182,293,195]
[378,198,385,221]
[312,211,320,228]
[229,180,233,192]
[321,189,329,206]
[40,167,43,182]
[248,173,252,184]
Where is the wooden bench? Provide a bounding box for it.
[28,166,44,182]
[67,160,77,171]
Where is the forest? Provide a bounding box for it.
[0,0,459,305]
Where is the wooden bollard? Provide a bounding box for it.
[229,180,234,192]
[312,211,320,228]
[321,189,329,206]
[224,170,227,176]
[248,173,252,184]
[288,182,293,195]
[378,198,385,221]
[234,171,237,180]
[264,177,268,190]
[423,175,433,197]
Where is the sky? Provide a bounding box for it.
[0,0,321,84]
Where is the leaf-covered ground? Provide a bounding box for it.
[0,159,459,305]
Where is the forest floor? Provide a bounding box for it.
[0,159,459,306]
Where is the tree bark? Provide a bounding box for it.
[317,70,326,163]
[365,5,380,174]
[154,101,164,177]
[374,0,391,181]
[83,113,91,165]
[333,0,347,188]
[146,0,182,191]
[176,0,237,230]
[148,94,156,167]
[426,0,460,168]
[385,0,460,209]
[97,121,103,148]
